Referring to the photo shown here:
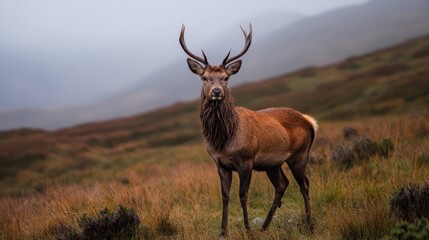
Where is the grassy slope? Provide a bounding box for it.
[0,35,429,239]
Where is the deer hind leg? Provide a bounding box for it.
[238,161,253,230]
[287,152,314,231]
[262,166,289,231]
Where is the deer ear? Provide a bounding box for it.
[187,58,204,75]
[225,60,242,75]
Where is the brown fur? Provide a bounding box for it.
[199,85,318,236]
[180,24,317,237]
[202,102,317,171]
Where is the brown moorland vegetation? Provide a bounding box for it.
[0,35,429,239]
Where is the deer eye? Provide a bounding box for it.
[224,77,229,81]
[201,76,208,81]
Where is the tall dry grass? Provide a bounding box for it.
[0,113,428,239]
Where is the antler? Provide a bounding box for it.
[222,23,253,66]
[179,24,209,65]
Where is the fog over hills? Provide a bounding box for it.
[0,10,303,130]
[1,0,429,130]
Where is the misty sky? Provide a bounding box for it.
[0,0,369,111]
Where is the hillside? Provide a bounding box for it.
[0,34,428,196]
[2,0,429,130]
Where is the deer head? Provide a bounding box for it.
[180,24,252,101]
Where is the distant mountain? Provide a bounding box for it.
[242,0,429,80]
[1,0,429,130]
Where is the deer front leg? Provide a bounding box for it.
[217,165,232,238]
[238,161,253,230]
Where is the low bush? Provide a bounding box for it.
[331,143,356,170]
[353,138,394,159]
[390,183,429,222]
[343,127,359,139]
[331,137,394,170]
[308,152,325,165]
[352,138,379,159]
[383,218,429,240]
[51,205,140,240]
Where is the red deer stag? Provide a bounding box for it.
[179,24,318,237]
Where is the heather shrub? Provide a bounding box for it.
[51,223,80,240]
[353,138,394,159]
[343,127,359,139]
[353,138,379,159]
[308,152,325,165]
[332,137,394,170]
[331,143,356,170]
[51,205,140,240]
[390,183,429,222]
[383,218,429,240]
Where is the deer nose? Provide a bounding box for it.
[212,88,223,97]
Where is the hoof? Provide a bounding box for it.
[309,224,315,233]
[219,230,227,239]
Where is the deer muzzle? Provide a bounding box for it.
[210,87,224,101]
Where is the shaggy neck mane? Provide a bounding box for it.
[200,93,239,152]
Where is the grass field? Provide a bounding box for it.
[0,36,429,239]
[1,114,428,239]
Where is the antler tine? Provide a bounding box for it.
[240,24,247,36]
[224,49,231,63]
[179,24,209,65]
[222,23,253,66]
[201,49,208,65]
